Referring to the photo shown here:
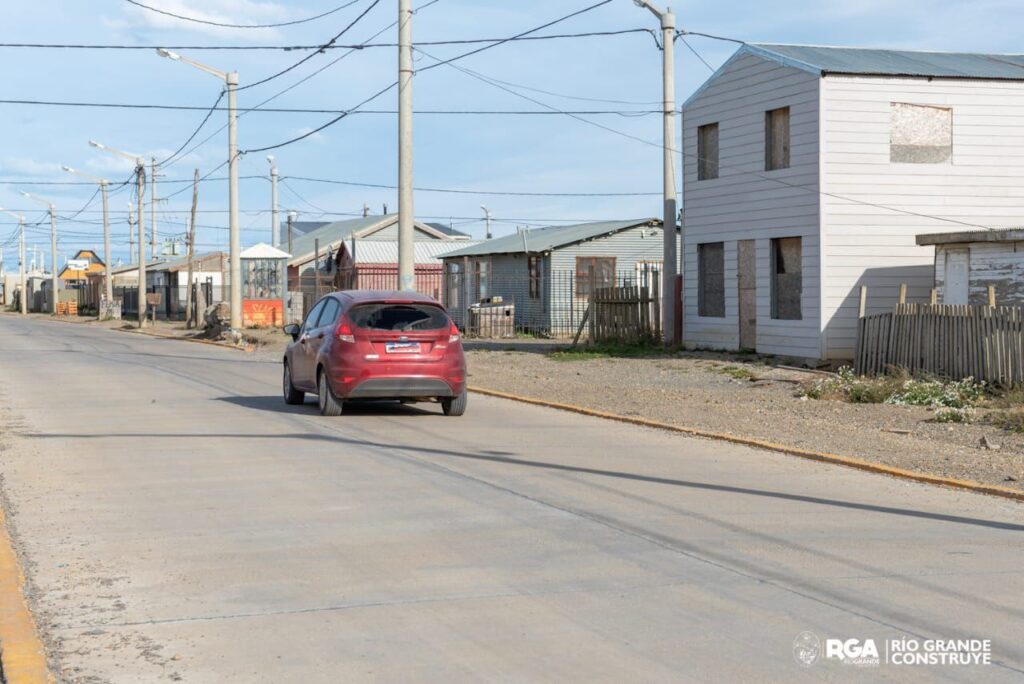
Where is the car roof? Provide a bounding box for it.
[331,290,442,305]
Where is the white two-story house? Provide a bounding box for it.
[681,44,1024,362]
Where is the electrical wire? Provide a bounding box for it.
[283,175,660,197]
[239,0,383,92]
[0,29,653,51]
[122,0,362,30]
[157,90,226,167]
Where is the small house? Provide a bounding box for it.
[917,229,1024,305]
[439,219,669,336]
[241,243,290,327]
[682,44,1024,362]
[58,249,105,289]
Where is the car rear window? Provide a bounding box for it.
[348,304,449,331]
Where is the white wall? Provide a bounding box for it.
[682,52,822,358]
[820,76,1024,358]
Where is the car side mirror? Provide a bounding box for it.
[283,323,300,341]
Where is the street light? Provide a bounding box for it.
[63,166,112,309]
[20,190,59,315]
[157,47,242,330]
[632,0,678,345]
[0,207,27,314]
[90,139,148,326]
[268,155,279,248]
[480,206,493,240]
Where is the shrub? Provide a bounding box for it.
[800,367,985,409]
[988,410,1024,433]
[933,407,976,424]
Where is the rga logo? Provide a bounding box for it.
[793,631,821,667]
[825,638,880,667]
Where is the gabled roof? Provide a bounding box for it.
[288,214,453,266]
[439,219,660,258]
[685,43,1024,108]
[241,243,290,259]
[346,240,483,265]
[424,222,472,239]
[72,248,105,266]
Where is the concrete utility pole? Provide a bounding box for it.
[287,211,296,256]
[397,0,415,291]
[20,191,59,315]
[63,166,112,305]
[128,202,135,258]
[156,48,241,329]
[185,169,199,328]
[90,140,147,324]
[268,156,279,248]
[481,205,493,240]
[633,0,678,345]
[0,209,27,314]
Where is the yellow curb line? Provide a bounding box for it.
[0,507,52,683]
[468,386,1024,504]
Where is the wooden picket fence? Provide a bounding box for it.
[589,283,660,344]
[855,303,1024,386]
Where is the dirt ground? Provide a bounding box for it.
[11,312,1023,492]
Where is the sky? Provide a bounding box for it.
[2,0,1024,267]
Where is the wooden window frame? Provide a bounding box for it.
[697,122,720,180]
[528,255,542,300]
[770,236,802,320]
[765,107,791,171]
[575,256,617,297]
[697,242,725,318]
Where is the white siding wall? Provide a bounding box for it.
[821,76,1024,358]
[934,242,1024,305]
[682,53,822,358]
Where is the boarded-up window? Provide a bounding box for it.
[765,107,790,170]
[528,255,542,299]
[698,242,725,318]
[575,256,616,297]
[891,103,952,163]
[698,122,719,180]
[771,237,802,320]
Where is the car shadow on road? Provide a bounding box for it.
[216,395,440,417]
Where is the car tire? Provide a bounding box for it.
[442,389,467,417]
[318,369,344,417]
[283,362,304,405]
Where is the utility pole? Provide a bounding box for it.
[287,211,296,256]
[20,191,59,315]
[268,155,279,248]
[0,209,27,314]
[156,48,241,329]
[481,205,493,240]
[128,202,135,258]
[63,166,113,307]
[185,169,199,328]
[137,164,148,326]
[397,0,415,291]
[151,157,158,259]
[634,0,678,345]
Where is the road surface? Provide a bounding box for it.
[0,315,1021,682]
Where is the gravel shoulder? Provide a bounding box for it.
[463,345,1024,493]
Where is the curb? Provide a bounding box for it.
[467,386,1024,504]
[0,507,52,683]
[115,327,251,352]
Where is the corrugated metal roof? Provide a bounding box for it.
[438,219,660,258]
[351,240,482,264]
[748,44,1024,80]
[916,228,1024,245]
[240,243,290,259]
[287,214,455,264]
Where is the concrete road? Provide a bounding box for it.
[0,315,1022,683]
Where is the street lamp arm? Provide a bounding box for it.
[633,0,668,19]
[89,140,144,166]
[19,191,55,211]
[62,165,108,185]
[0,207,26,222]
[156,48,228,81]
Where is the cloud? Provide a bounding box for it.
[111,0,290,40]
[0,157,62,177]
[291,126,328,144]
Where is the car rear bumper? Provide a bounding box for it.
[345,377,457,399]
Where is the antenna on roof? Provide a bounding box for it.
[383,203,388,215]
[362,203,370,217]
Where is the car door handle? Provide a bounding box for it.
[314,332,325,339]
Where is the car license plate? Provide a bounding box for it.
[385,342,421,354]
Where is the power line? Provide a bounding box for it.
[157,90,226,167]
[239,0,384,92]
[242,0,615,154]
[122,0,363,29]
[283,175,661,197]
[0,29,653,51]
[0,99,660,116]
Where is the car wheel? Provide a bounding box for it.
[441,389,467,417]
[283,362,304,405]
[318,370,344,416]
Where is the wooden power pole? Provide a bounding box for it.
[185,169,199,328]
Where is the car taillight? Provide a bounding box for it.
[336,321,355,343]
[448,322,460,344]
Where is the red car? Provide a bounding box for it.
[282,291,467,416]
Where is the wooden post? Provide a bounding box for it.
[314,238,321,300]
[588,265,597,343]
[185,169,199,328]
[930,288,938,305]
[988,284,997,307]
[858,285,867,318]
[898,282,907,305]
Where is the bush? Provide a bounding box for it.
[933,407,976,424]
[800,367,985,409]
[988,410,1024,433]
